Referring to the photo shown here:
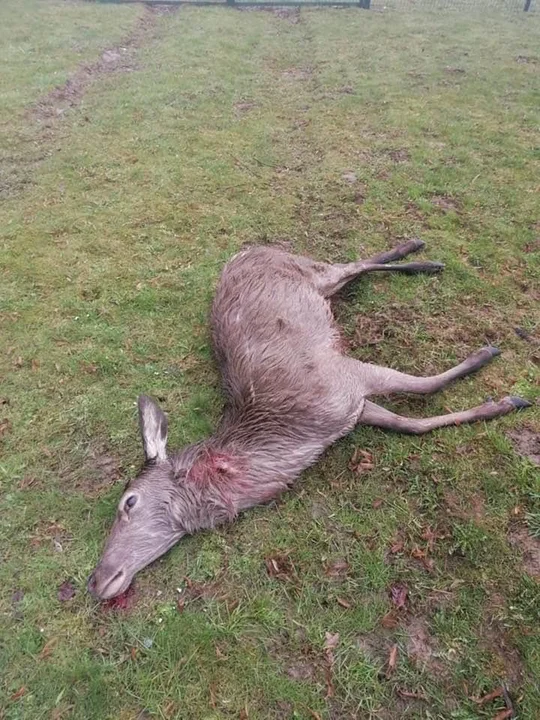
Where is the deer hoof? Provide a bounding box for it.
[505,396,532,410]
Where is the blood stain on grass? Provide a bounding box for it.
[102,584,136,612]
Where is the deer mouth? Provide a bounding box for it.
[88,568,131,600]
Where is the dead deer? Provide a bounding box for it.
[88,240,530,600]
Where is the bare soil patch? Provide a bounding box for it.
[58,444,123,497]
[508,527,540,579]
[444,489,486,523]
[286,660,317,681]
[356,629,394,666]
[387,148,411,163]
[480,615,526,689]
[29,519,72,553]
[403,616,448,676]
[356,613,451,681]
[238,7,301,23]
[281,67,314,81]
[272,7,301,24]
[234,100,259,115]
[176,571,241,615]
[507,427,540,466]
[349,297,517,373]
[516,55,539,65]
[267,628,325,690]
[431,194,461,213]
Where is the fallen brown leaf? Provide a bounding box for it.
[215,644,227,660]
[0,418,11,437]
[39,637,58,660]
[325,559,349,578]
[397,688,428,701]
[372,498,383,509]
[492,711,513,720]
[162,701,177,719]
[265,552,295,581]
[410,547,435,572]
[419,557,435,572]
[348,448,374,474]
[239,706,249,719]
[421,526,443,549]
[130,647,138,661]
[472,687,503,705]
[50,704,74,720]
[386,644,398,677]
[336,596,351,609]
[381,611,400,629]
[323,631,339,698]
[18,476,38,489]
[31,359,40,371]
[324,632,340,650]
[209,683,217,710]
[390,539,405,554]
[12,589,24,605]
[324,665,334,698]
[57,580,76,603]
[308,710,323,720]
[10,686,26,701]
[81,361,98,374]
[390,582,408,609]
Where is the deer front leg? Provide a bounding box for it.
[359,397,531,434]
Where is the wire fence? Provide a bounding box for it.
[368,0,535,11]
[374,0,535,11]
[92,0,536,11]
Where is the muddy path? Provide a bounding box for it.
[1,4,177,200]
[30,5,177,132]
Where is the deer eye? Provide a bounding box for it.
[125,495,137,511]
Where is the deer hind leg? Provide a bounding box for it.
[359,397,530,434]
[359,346,505,397]
[314,238,443,297]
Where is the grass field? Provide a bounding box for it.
[1,1,539,718]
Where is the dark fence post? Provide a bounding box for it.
[523,0,531,10]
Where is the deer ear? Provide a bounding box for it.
[138,395,168,462]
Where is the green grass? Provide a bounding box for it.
[1,2,539,719]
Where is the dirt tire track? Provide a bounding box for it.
[29,5,177,139]
[0,5,176,200]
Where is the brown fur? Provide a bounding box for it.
[88,241,529,600]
